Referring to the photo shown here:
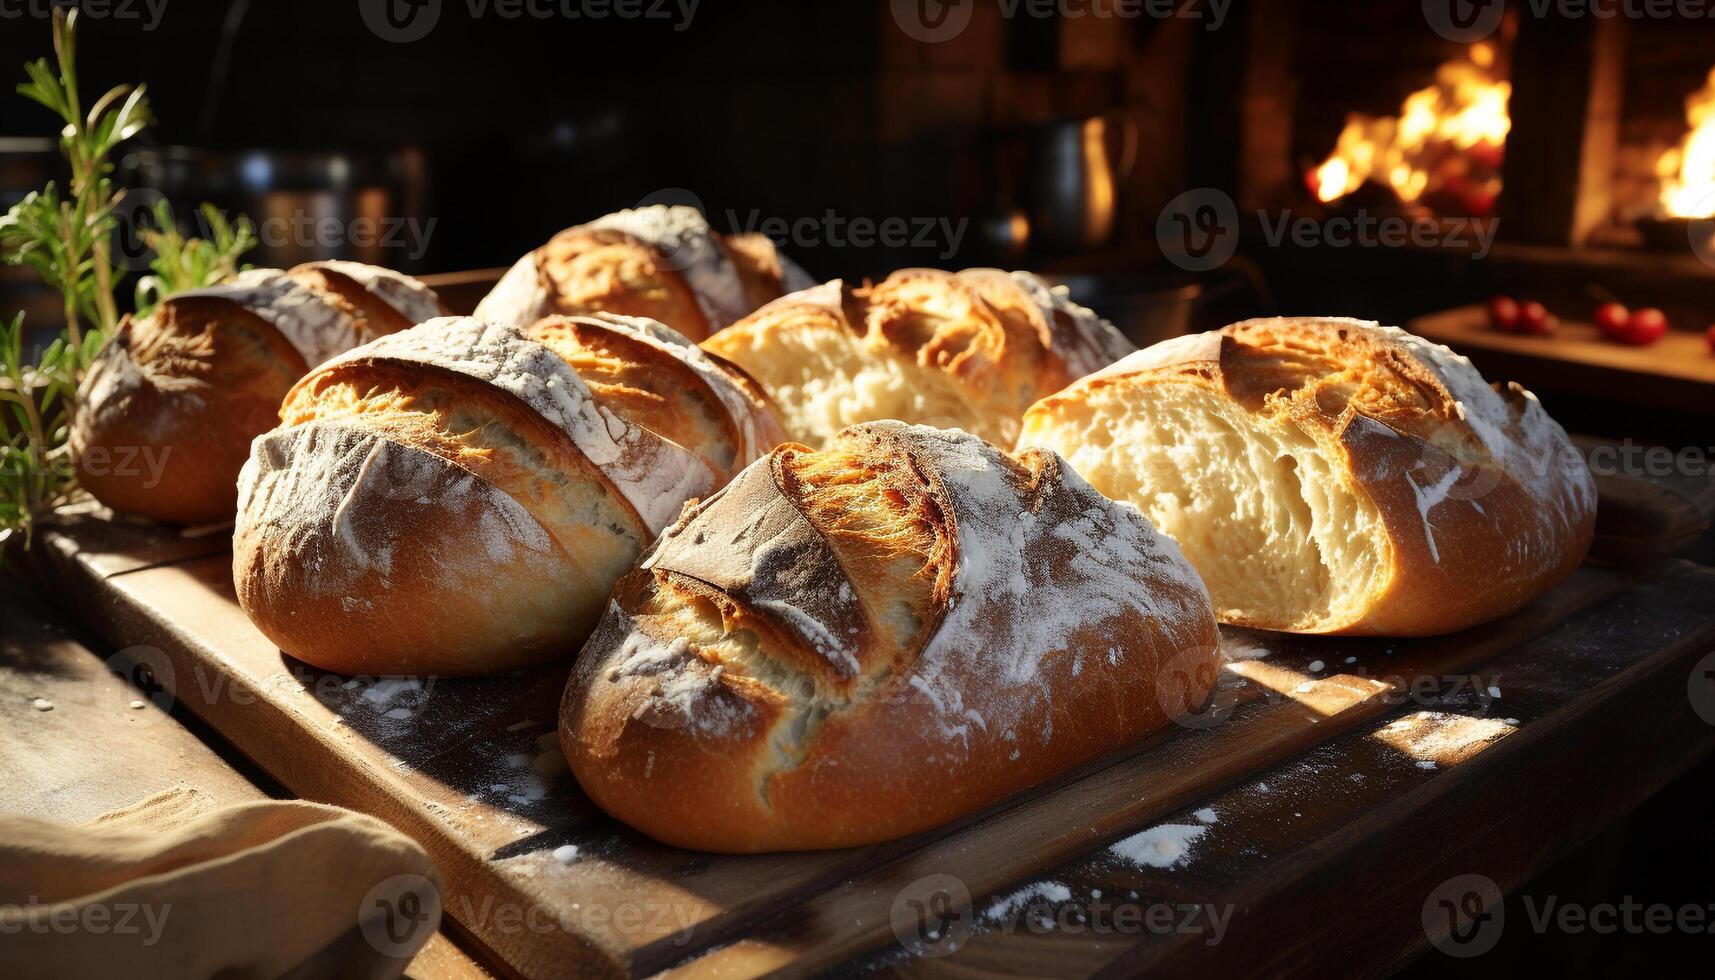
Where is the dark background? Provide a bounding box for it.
[3,5,1714,974]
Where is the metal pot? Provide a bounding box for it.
[1023,113,1139,253]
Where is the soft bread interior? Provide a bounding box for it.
[1031,381,1388,631]
[280,365,648,585]
[706,315,1007,448]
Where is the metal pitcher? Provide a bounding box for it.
[1025,112,1139,252]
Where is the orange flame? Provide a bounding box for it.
[1656,68,1715,218]
[1310,43,1510,210]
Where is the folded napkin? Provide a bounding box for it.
[0,787,443,979]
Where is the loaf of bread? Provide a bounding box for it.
[233,314,786,676]
[71,262,446,525]
[1019,317,1597,636]
[474,205,814,343]
[559,421,1218,852]
[701,268,1135,448]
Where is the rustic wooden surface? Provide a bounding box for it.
[0,581,494,980]
[1408,304,1715,420]
[18,461,1715,979]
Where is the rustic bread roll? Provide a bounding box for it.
[474,205,814,343]
[1019,317,1597,636]
[234,314,785,676]
[70,262,445,525]
[560,421,1218,852]
[701,268,1134,449]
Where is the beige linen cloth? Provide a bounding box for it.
[0,788,443,979]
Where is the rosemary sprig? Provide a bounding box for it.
[5,7,153,347]
[135,201,258,317]
[0,312,100,549]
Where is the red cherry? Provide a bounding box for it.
[1706,324,1715,354]
[1487,296,1520,332]
[1616,307,1668,346]
[1517,301,1555,336]
[1593,302,1630,338]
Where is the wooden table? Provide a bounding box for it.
[10,443,1713,979]
[1408,305,1715,421]
[0,581,493,980]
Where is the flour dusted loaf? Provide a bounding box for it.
[559,421,1218,852]
[71,262,446,525]
[701,268,1135,449]
[474,205,813,343]
[233,314,786,676]
[1019,317,1597,636]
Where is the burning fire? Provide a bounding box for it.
[1310,42,1511,215]
[1656,68,1715,218]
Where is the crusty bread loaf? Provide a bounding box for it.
[559,421,1218,852]
[70,263,446,525]
[1019,317,1597,636]
[234,314,785,676]
[474,206,814,343]
[701,268,1135,449]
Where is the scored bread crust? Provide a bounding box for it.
[473,206,804,342]
[560,422,1219,853]
[70,263,446,525]
[1019,317,1597,636]
[235,315,787,676]
[701,268,1134,448]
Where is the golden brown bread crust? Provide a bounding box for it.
[702,268,1134,448]
[235,315,787,676]
[559,422,1219,852]
[1020,317,1598,636]
[69,264,445,525]
[473,206,806,343]
[524,315,787,475]
[283,262,446,337]
[538,227,713,338]
[235,419,605,676]
[72,304,306,525]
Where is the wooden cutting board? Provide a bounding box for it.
[19,474,1715,979]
